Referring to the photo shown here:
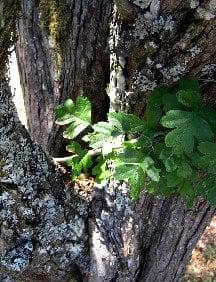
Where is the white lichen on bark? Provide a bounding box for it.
[0,81,89,277]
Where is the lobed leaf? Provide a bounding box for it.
[162,110,214,155]
[108,112,145,133]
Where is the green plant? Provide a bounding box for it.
[55,79,216,206]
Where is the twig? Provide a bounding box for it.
[53,148,102,163]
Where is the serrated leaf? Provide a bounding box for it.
[176,89,201,108]
[116,148,160,182]
[73,96,91,124]
[117,147,145,164]
[114,164,139,180]
[162,110,214,155]
[66,145,92,179]
[146,166,160,182]
[162,110,193,128]
[56,96,91,139]
[55,99,75,124]
[128,170,145,200]
[159,148,177,172]
[199,110,216,134]
[196,176,216,206]
[177,159,193,178]
[197,142,216,173]
[108,112,145,134]
[92,159,112,183]
[80,153,92,171]
[114,164,145,200]
[66,141,82,154]
[89,122,123,155]
[93,122,113,135]
[84,131,124,155]
[167,172,182,187]
[179,180,195,208]
[63,122,89,139]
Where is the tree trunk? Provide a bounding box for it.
[16,0,112,154]
[1,0,216,281]
[0,80,90,281]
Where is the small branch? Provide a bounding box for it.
[53,155,78,163]
[53,149,102,163]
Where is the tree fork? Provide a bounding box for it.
[2,0,216,281]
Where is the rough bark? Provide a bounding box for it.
[0,80,90,281]
[16,0,112,154]
[1,92,212,281]
[2,0,216,281]
[93,1,216,280]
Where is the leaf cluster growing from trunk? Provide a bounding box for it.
[55,79,216,207]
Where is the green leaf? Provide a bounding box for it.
[67,146,92,179]
[177,159,193,178]
[178,180,195,208]
[55,79,216,207]
[80,153,92,172]
[162,110,214,155]
[197,142,216,173]
[196,176,216,206]
[166,172,182,187]
[93,122,113,135]
[117,147,145,164]
[198,142,216,155]
[128,171,145,200]
[84,131,124,154]
[116,148,160,182]
[146,86,164,129]
[146,166,160,182]
[55,99,75,124]
[199,110,216,134]
[159,148,177,172]
[67,156,82,180]
[179,78,200,93]
[114,164,139,180]
[63,122,88,139]
[92,158,112,183]
[73,96,91,124]
[162,92,182,112]
[56,96,91,139]
[66,141,82,154]
[108,112,145,133]
[158,176,177,196]
[176,89,201,108]
[114,164,145,200]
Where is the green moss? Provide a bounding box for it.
[0,0,21,78]
[38,0,69,69]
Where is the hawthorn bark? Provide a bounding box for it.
[1,0,216,281]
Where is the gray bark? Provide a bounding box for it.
[0,80,90,281]
[16,0,112,155]
[1,0,216,281]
